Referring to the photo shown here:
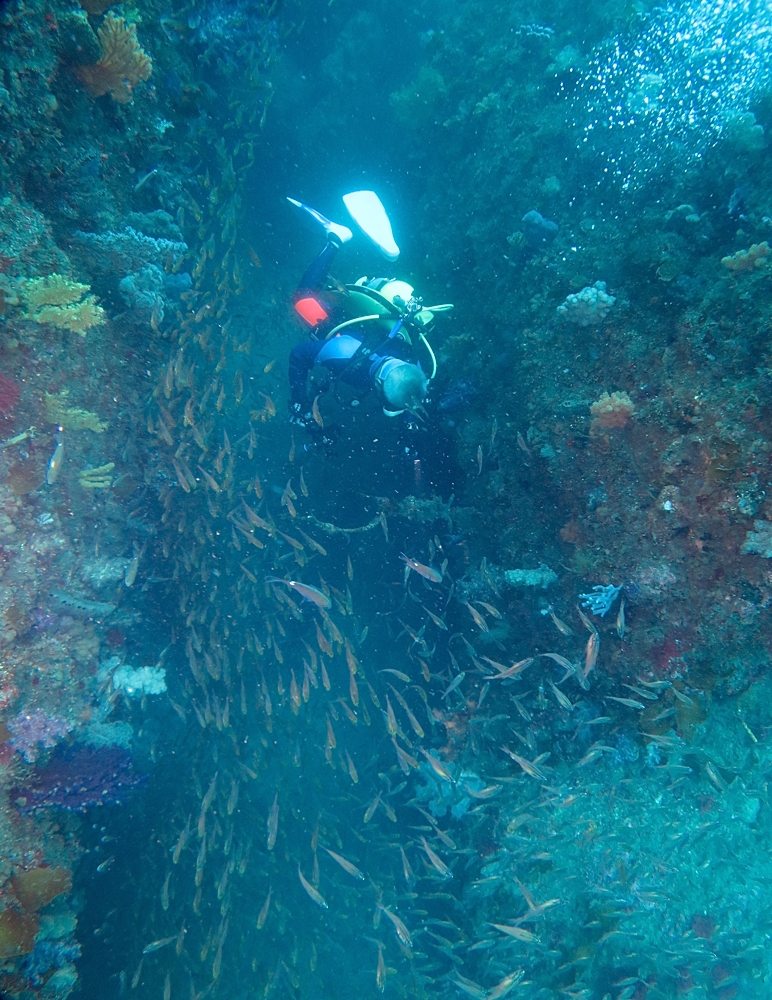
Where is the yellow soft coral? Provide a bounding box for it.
[46,392,108,433]
[78,462,115,489]
[21,274,105,337]
[74,14,152,104]
[32,299,105,336]
[22,274,90,309]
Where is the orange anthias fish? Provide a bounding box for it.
[265,577,331,609]
[400,554,442,584]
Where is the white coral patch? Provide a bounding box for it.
[112,665,167,697]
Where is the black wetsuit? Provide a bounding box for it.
[289,241,414,407]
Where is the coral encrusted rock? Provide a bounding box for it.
[557,281,616,326]
[70,228,187,275]
[0,372,21,418]
[741,520,772,558]
[721,242,770,273]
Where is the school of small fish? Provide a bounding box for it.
[115,176,721,1000]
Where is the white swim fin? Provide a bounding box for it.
[286,197,352,244]
[342,191,400,261]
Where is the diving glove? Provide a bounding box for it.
[289,401,315,428]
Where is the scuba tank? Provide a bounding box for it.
[324,276,452,382]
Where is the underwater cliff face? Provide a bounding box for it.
[1,0,772,997]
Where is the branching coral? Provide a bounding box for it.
[721,242,770,273]
[21,274,105,337]
[74,14,152,105]
[590,390,636,431]
[579,583,623,616]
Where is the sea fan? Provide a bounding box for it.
[0,372,21,418]
[74,14,152,104]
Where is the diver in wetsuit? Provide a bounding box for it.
[286,193,451,438]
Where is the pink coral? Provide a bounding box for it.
[590,390,635,431]
[8,710,73,763]
[0,683,19,710]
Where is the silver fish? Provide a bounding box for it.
[46,439,65,485]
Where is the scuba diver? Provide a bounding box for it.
[285,191,453,446]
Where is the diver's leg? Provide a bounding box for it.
[293,238,346,330]
[297,239,341,291]
[289,200,352,329]
[289,340,323,407]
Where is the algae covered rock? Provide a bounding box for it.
[10,867,72,912]
[0,198,69,276]
[0,909,38,958]
[390,66,447,128]
[55,10,101,66]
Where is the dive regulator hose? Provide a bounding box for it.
[323,303,450,382]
